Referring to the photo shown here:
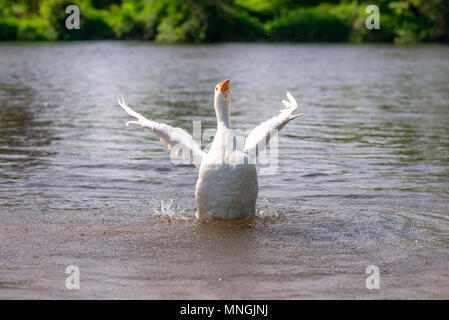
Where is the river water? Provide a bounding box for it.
[0,42,448,299]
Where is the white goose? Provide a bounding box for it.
[118,79,301,219]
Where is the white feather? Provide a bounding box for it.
[118,95,204,168]
[244,92,302,157]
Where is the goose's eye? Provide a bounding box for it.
[215,87,218,91]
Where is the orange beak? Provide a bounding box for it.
[219,79,230,92]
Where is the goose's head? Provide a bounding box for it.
[214,79,231,126]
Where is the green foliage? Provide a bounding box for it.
[0,18,19,40]
[267,3,356,42]
[91,0,122,10]
[40,0,114,40]
[387,0,435,44]
[17,18,57,40]
[154,0,207,42]
[0,0,447,43]
[350,4,396,42]
[204,3,267,41]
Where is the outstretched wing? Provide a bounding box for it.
[118,95,204,168]
[244,92,302,158]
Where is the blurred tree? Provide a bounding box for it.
[0,0,447,42]
[91,0,122,9]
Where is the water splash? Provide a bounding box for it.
[150,198,195,221]
[148,197,284,222]
[255,198,284,220]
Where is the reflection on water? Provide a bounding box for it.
[0,83,56,180]
[0,42,448,299]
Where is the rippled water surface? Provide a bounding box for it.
[0,42,448,299]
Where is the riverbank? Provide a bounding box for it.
[1,1,448,44]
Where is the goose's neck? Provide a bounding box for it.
[217,117,231,130]
[215,100,231,129]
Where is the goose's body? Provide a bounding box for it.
[118,79,301,220]
[196,124,258,219]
